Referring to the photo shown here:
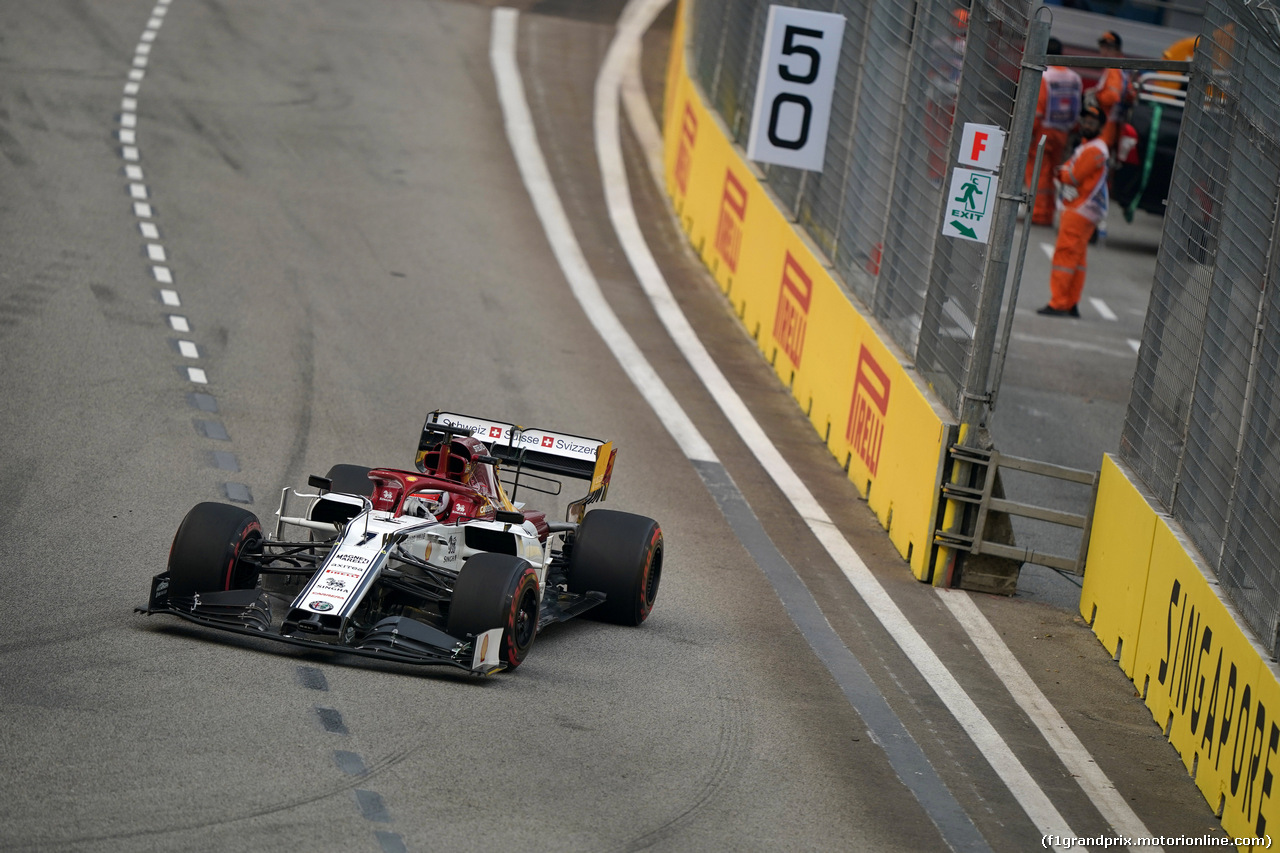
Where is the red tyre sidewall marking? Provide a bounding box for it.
[504,568,538,664]
[223,520,262,591]
[637,527,662,621]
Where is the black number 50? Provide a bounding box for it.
[767,25,823,149]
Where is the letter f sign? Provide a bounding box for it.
[970,132,987,161]
[958,123,1005,170]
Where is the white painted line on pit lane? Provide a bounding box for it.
[141,29,157,43]
[122,145,140,161]
[160,289,180,306]
[134,202,153,218]
[124,82,141,96]
[938,590,1162,850]
[169,315,190,332]
[146,244,166,262]
[140,222,159,240]
[132,55,148,69]
[488,7,716,464]
[122,97,138,112]
[128,69,145,82]
[1011,332,1137,359]
[119,128,136,144]
[600,2,1140,847]
[1089,297,1117,321]
[129,183,148,199]
[178,340,199,359]
[152,266,173,284]
[187,367,207,384]
[126,165,144,181]
[121,112,138,129]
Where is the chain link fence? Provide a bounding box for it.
[1120,0,1280,653]
[688,0,1029,414]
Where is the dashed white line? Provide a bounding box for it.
[159,289,180,307]
[152,266,173,284]
[122,97,138,111]
[1089,297,1118,321]
[177,340,199,359]
[126,165,144,181]
[129,183,148,199]
[128,69,144,82]
[169,315,190,332]
[187,367,208,384]
[146,244,167,262]
[133,202,153,217]
[140,222,160,239]
[122,145,139,160]
[121,112,137,129]
[119,128,136,144]
[132,55,148,69]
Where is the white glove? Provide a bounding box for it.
[1061,184,1079,202]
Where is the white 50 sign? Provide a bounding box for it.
[746,6,845,172]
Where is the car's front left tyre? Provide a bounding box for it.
[167,502,263,597]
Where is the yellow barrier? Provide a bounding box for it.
[1083,454,1280,841]
[662,3,954,581]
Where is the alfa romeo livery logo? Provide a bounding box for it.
[309,601,334,612]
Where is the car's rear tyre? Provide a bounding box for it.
[168,502,263,597]
[567,510,662,626]
[448,553,540,668]
[325,464,373,498]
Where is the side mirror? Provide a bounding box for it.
[308,475,333,492]
[495,509,525,525]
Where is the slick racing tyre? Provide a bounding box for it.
[324,464,373,498]
[448,553,540,668]
[567,510,662,626]
[167,502,263,597]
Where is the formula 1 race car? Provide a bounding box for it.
[138,412,663,674]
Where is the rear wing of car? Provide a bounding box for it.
[421,411,617,507]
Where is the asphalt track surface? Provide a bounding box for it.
[0,1,1228,851]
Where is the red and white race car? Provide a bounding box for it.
[138,411,663,674]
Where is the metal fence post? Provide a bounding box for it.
[956,12,1050,443]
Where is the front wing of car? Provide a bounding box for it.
[136,573,506,675]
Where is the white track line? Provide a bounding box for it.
[600,1,1153,847]
[1090,297,1118,321]
[495,3,1080,848]
[489,8,715,465]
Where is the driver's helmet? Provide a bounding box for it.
[402,491,449,520]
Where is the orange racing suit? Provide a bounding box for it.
[1026,65,1083,225]
[1087,67,1134,151]
[1047,137,1109,311]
